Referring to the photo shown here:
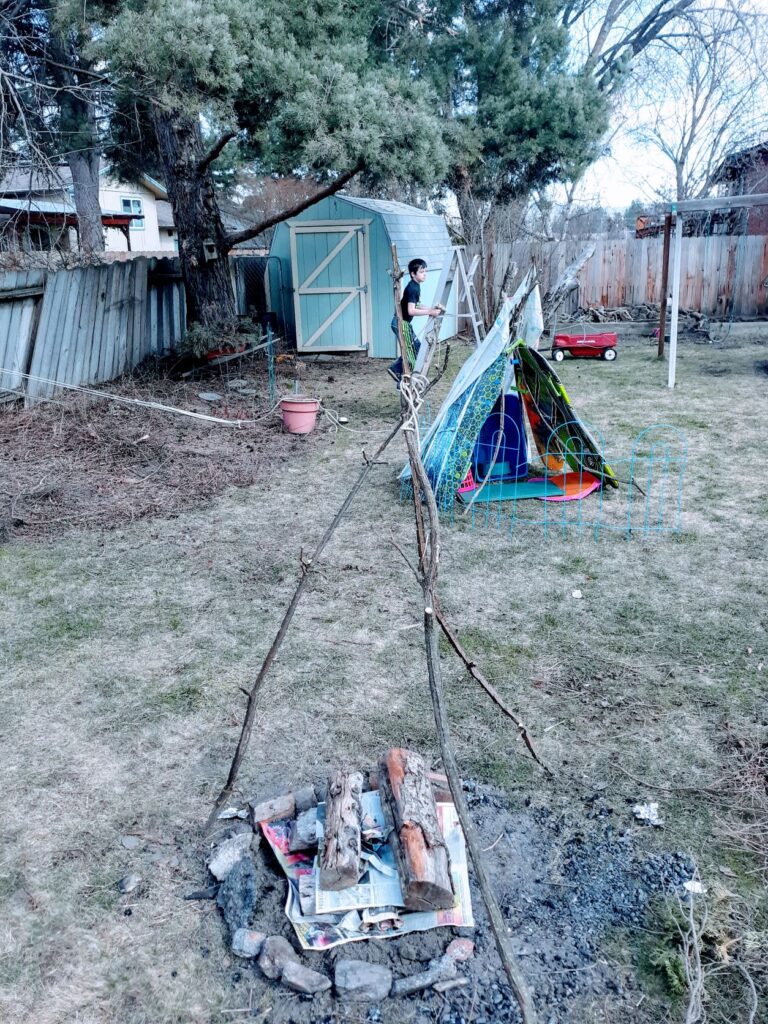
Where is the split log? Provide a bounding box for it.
[367,768,452,804]
[319,770,363,890]
[378,748,454,912]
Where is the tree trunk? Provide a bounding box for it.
[49,35,105,255]
[68,149,104,255]
[152,107,236,328]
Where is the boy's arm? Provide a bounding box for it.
[407,301,444,318]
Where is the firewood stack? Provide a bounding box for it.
[318,748,456,912]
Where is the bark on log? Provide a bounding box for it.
[319,770,363,890]
[378,748,454,912]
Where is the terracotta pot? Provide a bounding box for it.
[279,396,321,434]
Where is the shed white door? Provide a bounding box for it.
[289,222,370,352]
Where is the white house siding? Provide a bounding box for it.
[157,229,178,252]
[99,179,163,252]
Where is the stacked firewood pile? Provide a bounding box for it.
[559,303,710,329]
[201,748,476,1003]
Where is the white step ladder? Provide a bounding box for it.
[413,246,484,377]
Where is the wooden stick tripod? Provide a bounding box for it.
[208,244,546,1024]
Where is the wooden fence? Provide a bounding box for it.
[473,232,768,319]
[0,255,269,404]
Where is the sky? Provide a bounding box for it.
[577,141,668,211]
[567,0,768,212]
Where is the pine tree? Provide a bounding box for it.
[67,0,448,327]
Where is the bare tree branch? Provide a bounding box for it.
[222,163,363,251]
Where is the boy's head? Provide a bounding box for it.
[408,258,428,281]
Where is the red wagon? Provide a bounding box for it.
[551,332,618,362]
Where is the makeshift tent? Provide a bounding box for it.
[402,273,618,510]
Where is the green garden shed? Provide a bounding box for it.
[267,195,456,358]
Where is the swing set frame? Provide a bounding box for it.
[657,191,768,388]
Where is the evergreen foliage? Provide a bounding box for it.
[370,0,610,202]
[86,0,448,189]
[71,0,607,203]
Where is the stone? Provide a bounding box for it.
[257,936,300,981]
[281,960,332,995]
[184,885,219,901]
[118,873,141,894]
[289,808,318,852]
[197,392,222,402]
[120,835,140,850]
[293,785,318,813]
[216,855,258,933]
[334,959,392,1001]
[250,793,296,825]
[391,955,457,997]
[434,978,469,993]
[446,938,475,962]
[218,806,249,820]
[208,833,252,881]
[231,928,266,959]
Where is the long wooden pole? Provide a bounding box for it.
[393,246,538,1024]
[657,213,672,358]
[668,211,684,389]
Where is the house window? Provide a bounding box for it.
[121,197,144,230]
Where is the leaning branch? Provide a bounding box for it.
[394,246,538,1024]
[206,417,402,830]
[197,131,237,176]
[433,599,550,773]
[222,163,363,252]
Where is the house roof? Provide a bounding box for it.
[341,195,453,270]
[0,197,75,215]
[712,141,768,184]
[138,174,168,199]
[0,198,138,230]
[0,167,73,194]
[0,164,169,200]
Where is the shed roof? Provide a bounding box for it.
[341,195,453,270]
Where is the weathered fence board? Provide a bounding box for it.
[0,255,200,402]
[0,293,37,392]
[473,233,768,320]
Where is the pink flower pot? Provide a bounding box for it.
[279,396,321,434]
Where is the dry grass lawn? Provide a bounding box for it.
[0,332,766,1023]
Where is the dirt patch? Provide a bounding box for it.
[0,356,333,540]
